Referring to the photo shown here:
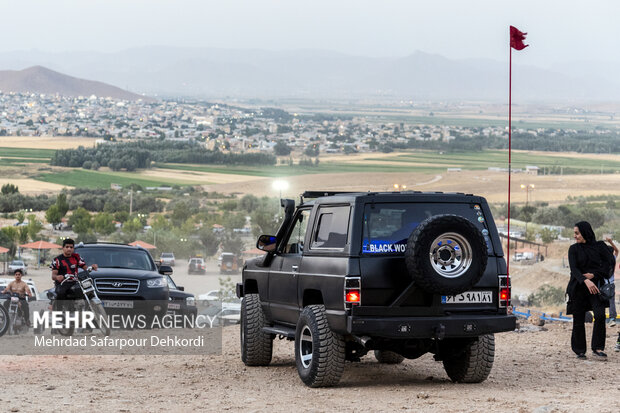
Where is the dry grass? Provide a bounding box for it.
[140,168,266,184]
[203,170,620,205]
[0,136,97,149]
[0,178,66,193]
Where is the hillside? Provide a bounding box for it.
[0,66,148,101]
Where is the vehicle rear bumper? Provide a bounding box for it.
[347,314,516,339]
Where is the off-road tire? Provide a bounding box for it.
[295,305,345,387]
[405,214,488,295]
[241,294,273,366]
[442,334,495,383]
[374,350,405,364]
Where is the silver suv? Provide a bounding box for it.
[159,252,175,267]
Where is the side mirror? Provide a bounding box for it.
[256,235,277,252]
[159,265,173,275]
[177,286,185,291]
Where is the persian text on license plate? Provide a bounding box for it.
[167,303,181,310]
[441,291,492,304]
[103,300,134,309]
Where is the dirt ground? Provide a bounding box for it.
[2,254,619,412]
[0,322,618,413]
[203,170,620,204]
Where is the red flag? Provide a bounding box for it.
[510,26,528,50]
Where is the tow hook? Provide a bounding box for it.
[352,335,372,348]
[434,324,446,340]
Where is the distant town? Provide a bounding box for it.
[2,91,618,156]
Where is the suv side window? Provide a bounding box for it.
[311,206,350,250]
[283,209,311,254]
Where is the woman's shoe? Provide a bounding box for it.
[592,350,607,360]
[576,353,587,359]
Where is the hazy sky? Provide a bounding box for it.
[3,0,619,66]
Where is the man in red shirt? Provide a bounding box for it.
[51,239,98,301]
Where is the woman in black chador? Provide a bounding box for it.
[566,221,615,360]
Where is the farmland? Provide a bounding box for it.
[1,145,620,205]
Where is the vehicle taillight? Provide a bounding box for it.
[498,275,511,308]
[499,288,510,301]
[346,290,360,303]
[344,277,361,308]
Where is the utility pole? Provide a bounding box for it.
[129,190,133,215]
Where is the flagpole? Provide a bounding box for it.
[507,30,512,280]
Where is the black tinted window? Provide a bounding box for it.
[77,248,155,271]
[362,203,492,255]
[311,206,350,249]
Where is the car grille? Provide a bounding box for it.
[95,278,140,295]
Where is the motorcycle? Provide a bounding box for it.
[0,293,28,335]
[0,303,8,337]
[45,267,111,337]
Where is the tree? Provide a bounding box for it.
[122,217,143,234]
[239,194,260,213]
[0,228,17,258]
[16,211,25,225]
[1,183,19,195]
[171,202,192,226]
[69,207,92,234]
[46,205,63,229]
[304,144,319,157]
[273,141,292,156]
[26,214,43,241]
[94,212,116,236]
[56,192,69,217]
[220,230,244,256]
[198,228,219,257]
[539,227,558,244]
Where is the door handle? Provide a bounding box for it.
[291,265,299,272]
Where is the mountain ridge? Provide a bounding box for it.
[0,66,147,101]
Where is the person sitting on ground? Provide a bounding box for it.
[1,269,33,327]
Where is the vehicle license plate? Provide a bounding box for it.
[167,303,181,310]
[103,300,134,309]
[442,291,492,304]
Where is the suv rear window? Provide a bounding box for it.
[78,248,156,271]
[362,202,492,254]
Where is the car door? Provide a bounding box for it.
[268,208,311,325]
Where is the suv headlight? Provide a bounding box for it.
[147,277,167,288]
[186,297,195,307]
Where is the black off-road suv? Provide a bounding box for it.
[237,191,515,387]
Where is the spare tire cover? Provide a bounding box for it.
[405,214,488,295]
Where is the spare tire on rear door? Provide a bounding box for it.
[405,214,487,296]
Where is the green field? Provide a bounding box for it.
[0,147,55,159]
[35,169,187,189]
[365,150,620,172]
[157,161,445,177]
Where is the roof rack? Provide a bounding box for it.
[301,191,359,199]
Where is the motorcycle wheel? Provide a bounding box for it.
[91,302,111,336]
[0,306,8,337]
[53,301,75,337]
[8,311,16,335]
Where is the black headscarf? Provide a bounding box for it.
[575,221,596,244]
[573,221,615,280]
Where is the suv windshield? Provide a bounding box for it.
[362,202,493,255]
[77,247,156,271]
